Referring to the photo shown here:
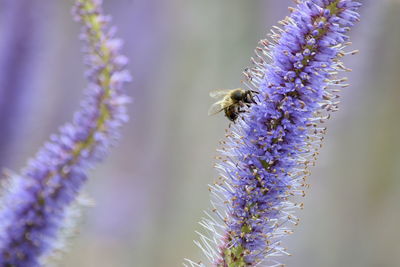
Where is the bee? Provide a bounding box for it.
[208,88,256,122]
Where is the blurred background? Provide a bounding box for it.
[0,0,399,266]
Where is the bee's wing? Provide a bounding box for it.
[209,89,232,99]
[208,101,225,116]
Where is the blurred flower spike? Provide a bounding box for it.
[0,0,131,265]
[187,0,360,266]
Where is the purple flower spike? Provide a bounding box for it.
[187,1,360,266]
[0,0,131,266]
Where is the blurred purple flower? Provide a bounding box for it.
[0,0,131,265]
[0,0,45,169]
[187,0,360,266]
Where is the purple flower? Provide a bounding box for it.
[0,0,44,168]
[187,0,360,266]
[0,0,131,265]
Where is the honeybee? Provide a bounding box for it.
[208,88,256,122]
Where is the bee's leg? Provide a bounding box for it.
[238,101,246,112]
[239,104,248,113]
[249,93,260,103]
[237,105,245,121]
[248,91,257,104]
[251,95,257,104]
[247,90,260,103]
